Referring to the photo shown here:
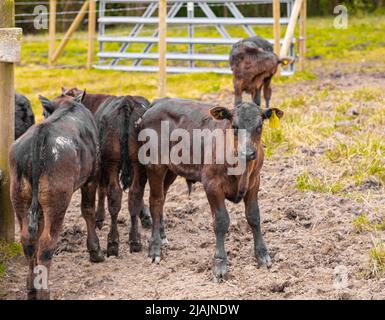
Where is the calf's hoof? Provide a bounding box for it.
[213,258,228,283]
[107,242,119,257]
[149,242,161,264]
[139,207,152,229]
[161,237,169,246]
[256,251,272,269]
[129,240,142,253]
[89,249,105,263]
[149,254,161,264]
[95,219,104,230]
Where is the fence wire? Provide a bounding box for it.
[15,0,292,70]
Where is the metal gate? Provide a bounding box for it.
[95,0,296,75]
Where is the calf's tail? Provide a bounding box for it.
[28,126,46,237]
[119,97,133,191]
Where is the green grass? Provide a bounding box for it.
[369,239,385,277]
[325,134,385,187]
[18,15,385,121]
[0,241,22,278]
[295,172,343,194]
[353,214,385,234]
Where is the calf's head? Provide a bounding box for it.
[39,91,86,119]
[61,87,84,98]
[210,102,283,161]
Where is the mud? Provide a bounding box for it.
[2,71,385,300]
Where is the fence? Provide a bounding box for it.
[0,0,20,242]
[95,0,298,76]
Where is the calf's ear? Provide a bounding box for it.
[262,108,284,120]
[74,89,86,103]
[209,106,233,121]
[39,95,55,115]
[61,86,68,94]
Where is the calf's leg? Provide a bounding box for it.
[81,182,104,263]
[35,193,72,300]
[11,179,39,299]
[263,76,272,108]
[128,165,147,252]
[147,167,167,263]
[244,184,271,267]
[252,89,262,106]
[139,203,152,229]
[205,186,229,281]
[233,78,243,106]
[95,185,107,230]
[159,170,177,245]
[106,164,122,257]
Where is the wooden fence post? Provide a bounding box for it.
[280,0,303,57]
[273,0,281,77]
[48,0,56,67]
[51,0,89,63]
[298,0,307,71]
[87,0,96,69]
[158,0,167,97]
[0,0,18,242]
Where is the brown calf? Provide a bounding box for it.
[133,98,283,281]
[9,94,103,300]
[230,36,292,107]
[61,87,152,236]
[49,88,151,255]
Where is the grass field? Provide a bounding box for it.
[17,15,385,119]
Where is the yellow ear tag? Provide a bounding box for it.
[269,110,280,129]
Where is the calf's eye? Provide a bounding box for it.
[256,127,262,134]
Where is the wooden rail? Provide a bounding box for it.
[280,0,303,57]
[273,0,281,76]
[49,0,96,68]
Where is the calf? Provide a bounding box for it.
[9,94,104,300]
[50,88,151,255]
[15,93,35,139]
[133,98,283,281]
[230,36,292,107]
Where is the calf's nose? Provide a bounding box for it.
[240,149,256,161]
[246,150,256,160]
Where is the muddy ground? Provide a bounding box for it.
[2,69,385,300]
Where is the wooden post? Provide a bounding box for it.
[0,0,16,242]
[280,0,303,58]
[87,0,96,69]
[273,0,281,77]
[48,0,56,67]
[51,0,89,63]
[298,0,306,71]
[158,0,167,97]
